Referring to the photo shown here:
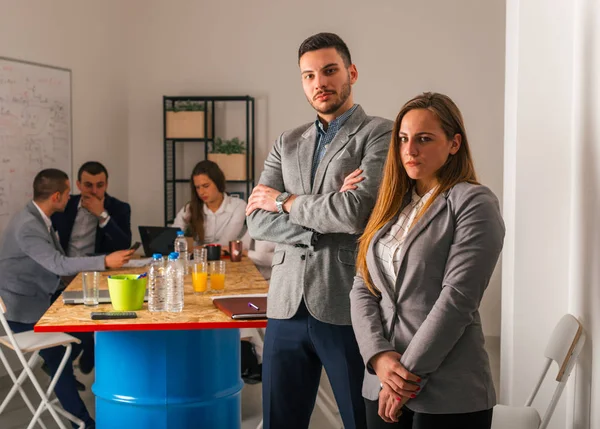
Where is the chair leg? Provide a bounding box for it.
[0,349,48,429]
[24,346,74,429]
[50,398,84,429]
[256,420,263,429]
[0,348,26,412]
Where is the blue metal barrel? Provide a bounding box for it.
[93,329,242,429]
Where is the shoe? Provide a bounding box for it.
[242,363,262,385]
[241,341,261,384]
[79,354,94,375]
[73,419,95,429]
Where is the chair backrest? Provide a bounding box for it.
[545,314,585,382]
[525,314,586,429]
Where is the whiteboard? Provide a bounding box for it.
[0,57,72,235]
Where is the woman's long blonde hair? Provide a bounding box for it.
[357,92,479,295]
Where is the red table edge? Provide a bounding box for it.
[34,320,268,333]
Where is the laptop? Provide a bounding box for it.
[138,226,181,257]
[62,289,149,305]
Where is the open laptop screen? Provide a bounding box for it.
[138,226,181,257]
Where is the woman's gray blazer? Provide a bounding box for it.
[350,182,505,414]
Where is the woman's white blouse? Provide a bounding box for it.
[374,187,436,291]
[172,194,247,247]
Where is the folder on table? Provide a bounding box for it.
[212,294,267,320]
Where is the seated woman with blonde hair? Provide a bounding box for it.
[172,160,246,247]
[350,92,505,428]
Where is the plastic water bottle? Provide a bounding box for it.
[165,252,184,312]
[148,253,166,312]
[174,230,189,274]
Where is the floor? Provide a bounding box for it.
[0,336,501,429]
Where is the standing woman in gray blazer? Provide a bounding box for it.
[350,92,505,429]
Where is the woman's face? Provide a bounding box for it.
[193,174,221,205]
[399,108,461,192]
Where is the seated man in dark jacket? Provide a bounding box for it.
[52,161,131,257]
[51,161,131,375]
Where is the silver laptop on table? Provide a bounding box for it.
[62,290,148,305]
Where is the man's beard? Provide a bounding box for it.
[308,79,351,116]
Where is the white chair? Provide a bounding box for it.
[492,314,586,429]
[0,297,84,429]
[253,328,344,429]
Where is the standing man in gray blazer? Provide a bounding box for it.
[246,32,392,429]
[0,168,133,429]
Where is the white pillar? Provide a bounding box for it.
[503,0,600,428]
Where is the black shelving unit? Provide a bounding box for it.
[163,95,255,225]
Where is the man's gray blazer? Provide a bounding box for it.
[247,105,392,325]
[350,183,505,414]
[0,201,105,324]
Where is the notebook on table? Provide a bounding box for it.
[211,294,267,320]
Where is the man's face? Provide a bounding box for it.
[77,171,107,200]
[299,48,357,117]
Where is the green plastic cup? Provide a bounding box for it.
[107,275,147,311]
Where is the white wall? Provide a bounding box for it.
[0,0,130,199]
[126,0,506,336]
[502,0,600,427]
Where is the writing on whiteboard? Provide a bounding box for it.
[0,58,71,234]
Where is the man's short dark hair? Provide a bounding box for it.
[298,32,352,67]
[33,169,69,201]
[78,161,108,181]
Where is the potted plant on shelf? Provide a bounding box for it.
[207,137,247,181]
[165,100,209,139]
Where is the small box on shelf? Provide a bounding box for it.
[208,153,247,181]
[165,100,211,139]
[208,137,247,181]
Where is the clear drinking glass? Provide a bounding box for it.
[193,246,207,263]
[82,272,100,306]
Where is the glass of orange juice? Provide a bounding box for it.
[210,260,226,291]
[192,261,209,294]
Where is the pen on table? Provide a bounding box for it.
[248,302,260,311]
